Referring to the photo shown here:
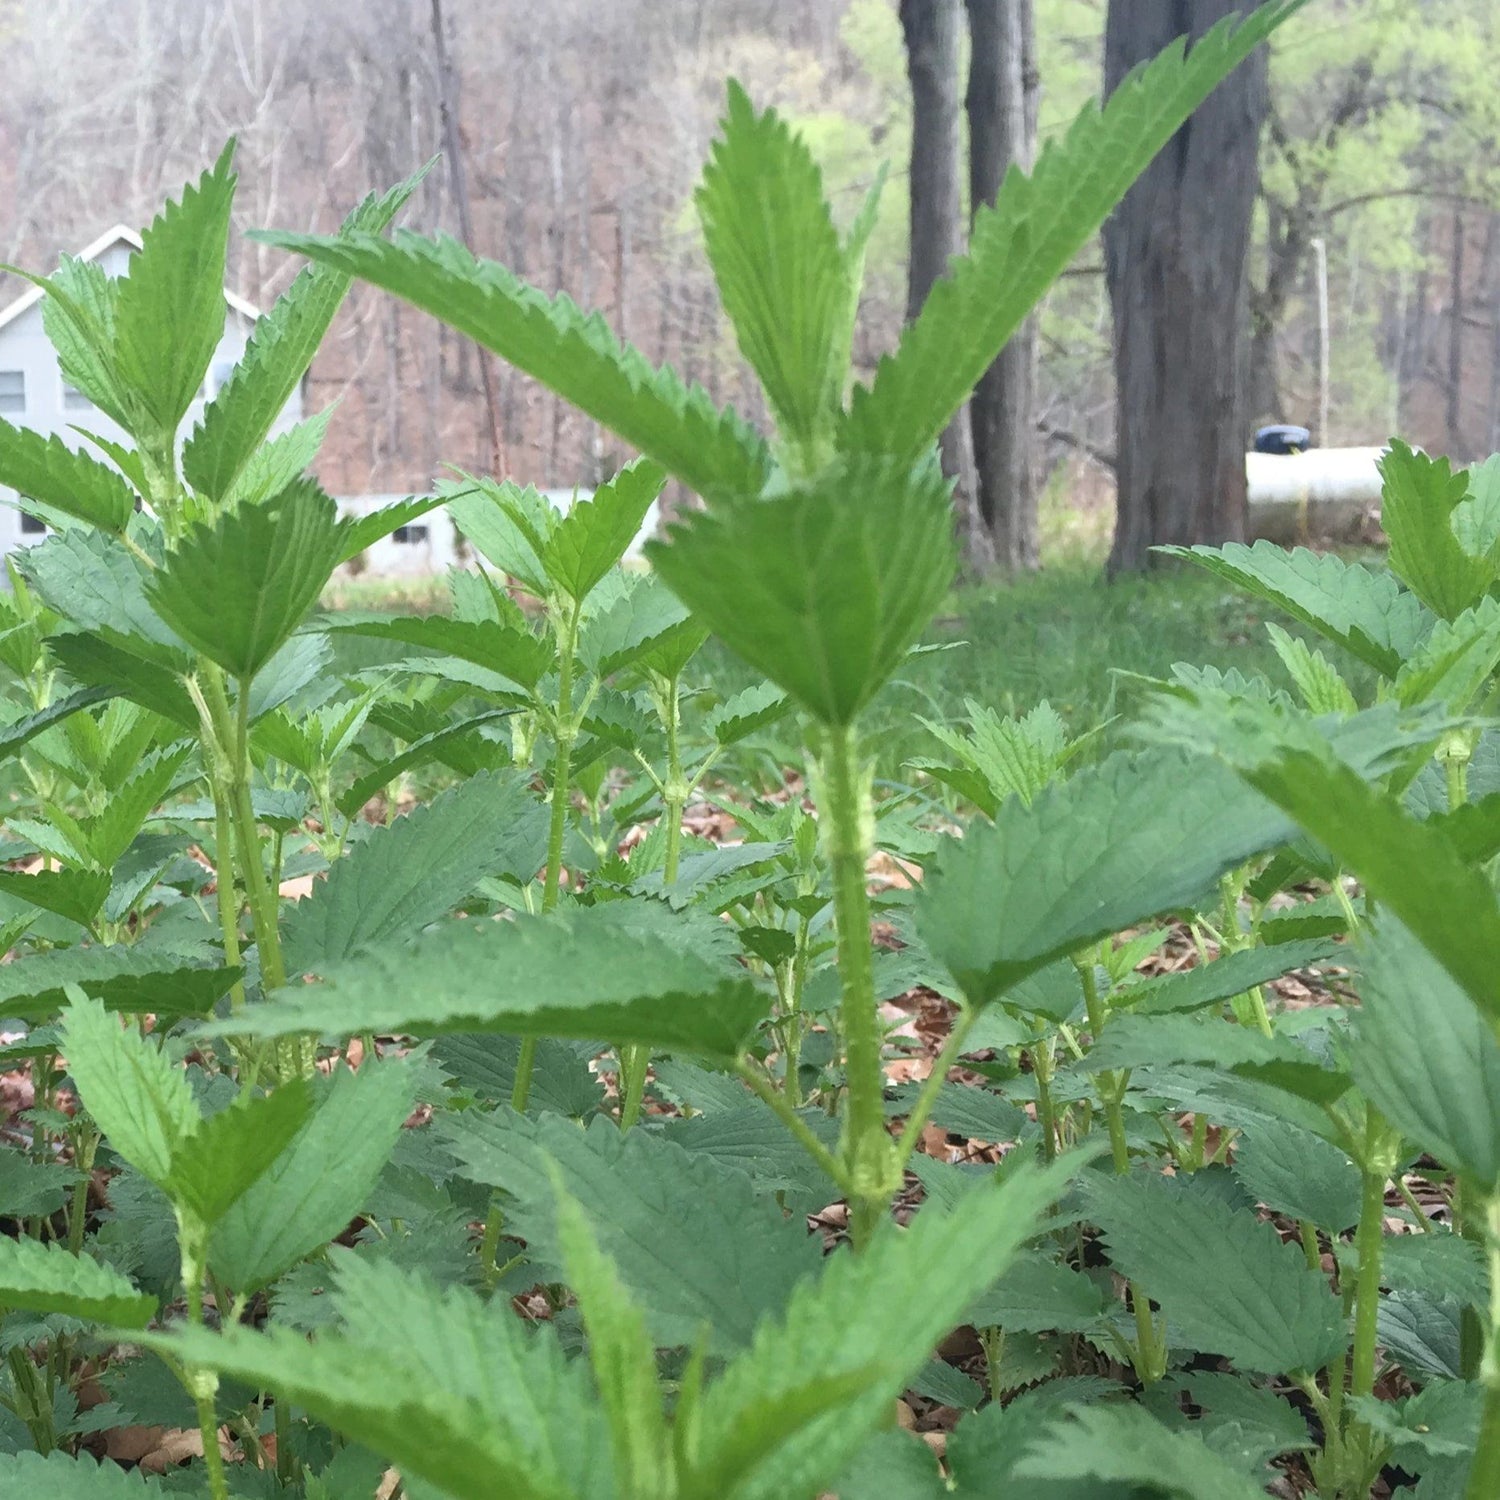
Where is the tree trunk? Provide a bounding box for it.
[1447,209,1466,457]
[966,0,1039,573]
[1104,0,1269,575]
[900,0,994,575]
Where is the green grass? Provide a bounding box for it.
[696,556,1378,784]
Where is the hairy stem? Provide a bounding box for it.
[1462,1193,1500,1499]
[820,723,893,1249]
[1349,1163,1389,1401]
[180,1228,230,1500]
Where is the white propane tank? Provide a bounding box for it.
[1246,446,1386,543]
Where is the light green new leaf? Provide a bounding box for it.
[168,1081,313,1227]
[18,528,174,646]
[0,948,237,1021]
[1379,440,1497,620]
[1012,1402,1275,1500]
[114,142,237,436]
[554,1187,672,1496]
[1163,541,1431,676]
[447,478,556,593]
[648,455,954,726]
[62,993,199,1187]
[580,572,701,679]
[184,171,422,500]
[40,256,132,429]
[441,1111,821,1354]
[212,903,769,1060]
[1393,594,1500,711]
[543,459,665,602]
[147,478,343,679]
[47,630,197,728]
[1231,1119,1362,1233]
[0,1452,167,1497]
[1266,623,1358,715]
[0,421,137,532]
[223,408,333,507]
[251,227,772,502]
[0,687,114,761]
[918,750,1290,1005]
[1086,1171,1345,1376]
[1238,749,1500,1030]
[142,1257,606,1500]
[697,82,850,465]
[842,3,1305,462]
[323,612,553,690]
[0,867,112,927]
[334,706,515,819]
[680,1154,1083,1500]
[283,769,547,974]
[0,1236,154,1327]
[209,1060,416,1293]
[1351,917,1500,1188]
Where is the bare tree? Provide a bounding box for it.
[1104,0,1269,575]
[899,0,993,575]
[966,0,1039,573]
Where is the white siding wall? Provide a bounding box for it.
[0,239,303,561]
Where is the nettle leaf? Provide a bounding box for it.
[841,2,1304,463]
[580,573,700,679]
[184,170,421,500]
[0,947,237,1022]
[223,408,332,507]
[0,1236,154,1327]
[0,422,137,532]
[167,1081,313,1226]
[212,903,769,1060]
[335,706,515,818]
[1127,938,1343,1017]
[114,142,237,435]
[1374,1231,1488,1310]
[324,612,553,691]
[0,1452,169,1498]
[1012,1402,1274,1500]
[433,1034,601,1118]
[542,459,664,602]
[1266,623,1358,716]
[1239,748,1500,1032]
[48,631,197,728]
[446,477,557,593]
[442,1110,821,1354]
[335,491,449,565]
[143,1253,609,1500]
[918,750,1290,1005]
[1351,917,1500,1188]
[697,82,851,465]
[20,527,178,647]
[680,1154,1082,1500]
[649,455,954,727]
[0,687,114,761]
[1379,440,1497,620]
[62,994,199,1186]
[147,479,343,680]
[966,1251,1112,1335]
[1394,594,1500,711]
[283,769,548,974]
[658,1103,840,1214]
[0,867,112,928]
[1086,1171,1345,1376]
[704,682,791,747]
[1162,541,1432,676]
[253,226,772,502]
[209,1059,417,1293]
[1231,1119,1362,1233]
[554,1189,672,1496]
[40,256,132,429]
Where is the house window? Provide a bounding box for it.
[0,372,24,415]
[392,525,430,545]
[19,513,46,535]
[63,382,94,413]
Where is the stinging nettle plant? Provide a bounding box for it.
[14,4,1500,1498]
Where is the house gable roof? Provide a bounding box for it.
[0,224,262,336]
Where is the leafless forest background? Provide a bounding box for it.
[1,0,1496,502]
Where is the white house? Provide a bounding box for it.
[0,224,303,561]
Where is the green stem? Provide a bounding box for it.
[618,1050,648,1131]
[1467,1194,1500,1499]
[66,1129,98,1255]
[1033,1038,1058,1163]
[736,1060,849,1193]
[894,1007,979,1168]
[514,606,582,1116]
[1350,1160,1391,1402]
[180,1228,230,1500]
[819,723,893,1249]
